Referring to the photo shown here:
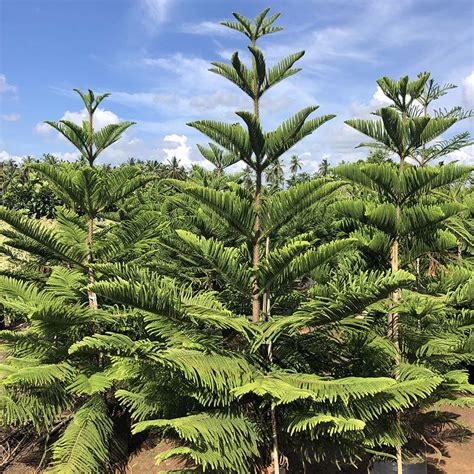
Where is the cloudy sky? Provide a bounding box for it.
[1,0,473,171]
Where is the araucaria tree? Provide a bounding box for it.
[187,8,336,323]
[0,90,159,472]
[335,73,473,473]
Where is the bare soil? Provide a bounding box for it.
[124,436,188,473]
[426,405,474,474]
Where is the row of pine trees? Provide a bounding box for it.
[1,9,473,474]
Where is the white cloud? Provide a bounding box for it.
[110,53,249,121]
[0,150,24,163]
[1,113,20,122]
[0,74,17,94]
[372,86,392,106]
[180,21,230,36]
[138,0,170,32]
[350,86,392,117]
[189,90,242,111]
[462,71,474,108]
[448,144,474,164]
[35,122,52,135]
[163,134,192,167]
[63,108,120,129]
[35,107,120,135]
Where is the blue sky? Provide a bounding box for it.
[1,0,473,171]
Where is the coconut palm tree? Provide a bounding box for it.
[289,154,302,177]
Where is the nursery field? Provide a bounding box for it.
[0,7,473,474]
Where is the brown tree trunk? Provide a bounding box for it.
[252,170,262,322]
[391,156,404,474]
[87,217,98,310]
[262,236,271,318]
[251,35,262,324]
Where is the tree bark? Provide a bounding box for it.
[270,406,280,474]
[87,217,98,310]
[390,156,405,474]
[252,169,262,322]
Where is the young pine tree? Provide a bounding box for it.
[0,90,162,472]
[334,73,473,472]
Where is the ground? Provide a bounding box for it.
[426,405,474,474]
[0,406,473,472]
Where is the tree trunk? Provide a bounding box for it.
[252,169,262,322]
[87,217,98,310]
[270,406,280,474]
[388,235,400,354]
[262,236,271,318]
[251,34,262,324]
[390,154,404,474]
[85,105,97,310]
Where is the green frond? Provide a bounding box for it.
[187,120,252,165]
[157,349,254,392]
[265,107,336,164]
[94,211,166,261]
[67,372,113,396]
[44,120,89,159]
[248,46,266,91]
[0,207,87,265]
[286,238,357,283]
[29,163,83,210]
[236,110,266,159]
[68,332,140,356]
[93,122,135,158]
[0,387,71,431]
[45,267,86,302]
[48,396,113,474]
[180,289,256,338]
[346,108,457,157]
[196,143,240,170]
[2,362,75,387]
[379,377,443,410]
[115,389,166,422]
[287,413,366,436]
[0,275,48,313]
[278,372,397,403]
[345,118,392,149]
[264,270,415,338]
[165,179,254,237]
[99,166,158,210]
[210,56,253,97]
[335,163,397,201]
[262,178,343,237]
[265,51,304,90]
[257,240,310,292]
[377,74,429,111]
[176,230,252,293]
[73,88,111,113]
[32,162,155,215]
[233,373,317,404]
[400,203,464,236]
[132,413,259,474]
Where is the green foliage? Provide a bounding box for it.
[48,396,114,473]
[133,413,260,473]
[0,12,472,474]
